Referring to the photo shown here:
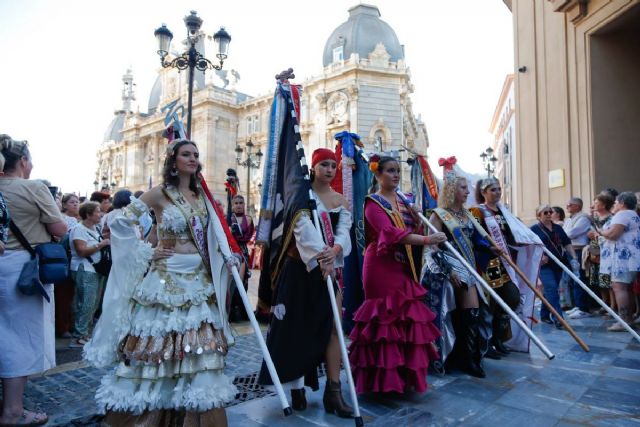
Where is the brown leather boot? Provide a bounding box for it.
[323,380,354,418]
[290,388,307,411]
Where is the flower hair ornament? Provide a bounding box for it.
[369,153,381,173]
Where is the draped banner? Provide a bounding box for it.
[332,133,370,334]
[410,154,438,213]
[255,82,311,312]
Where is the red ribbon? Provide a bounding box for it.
[198,173,241,254]
[438,156,457,170]
[224,181,238,197]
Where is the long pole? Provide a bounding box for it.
[246,156,252,216]
[484,236,589,352]
[395,191,555,360]
[543,247,640,343]
[230,266,292,416]
[308,193,363,426]
[284,81,363,426]
[186,44,196,138]
[198,175,292,416]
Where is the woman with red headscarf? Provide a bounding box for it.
[258,148,354,418]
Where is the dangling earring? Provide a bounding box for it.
[170,165,178,177]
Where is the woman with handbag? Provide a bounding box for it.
[530,205,578,329]
[0,134,67,426]
[55,193,82,339]
[69,201,110,347]
[596,192,640,332]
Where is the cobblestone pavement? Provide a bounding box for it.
[14,329,270,426]
[3,273,640,426]
[227,314,640,427]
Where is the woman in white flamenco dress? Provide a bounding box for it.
[84,139,241,426]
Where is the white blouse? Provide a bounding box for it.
[294,192,352,272]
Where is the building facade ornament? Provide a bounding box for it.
[327,91,349,125]
[97,5,430,209]
[368,43,391,67]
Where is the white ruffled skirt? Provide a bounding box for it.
[95,253,237,414]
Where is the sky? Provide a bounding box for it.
[0,0,513,195]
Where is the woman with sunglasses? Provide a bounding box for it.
[530,205,578,328]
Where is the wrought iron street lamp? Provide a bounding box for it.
[480,146,498,177]
[154,11,231,138]
[235,139,263,215]
[101,175,109,192]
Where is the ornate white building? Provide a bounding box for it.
[489,74,516,210]
[97,4,429,213]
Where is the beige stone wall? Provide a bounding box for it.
[510,0,639,222]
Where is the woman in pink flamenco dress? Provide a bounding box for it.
[349,155,446,393]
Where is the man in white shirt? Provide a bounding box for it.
[563,197,593,318]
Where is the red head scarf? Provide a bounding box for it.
[311,148,337,168]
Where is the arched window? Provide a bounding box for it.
[374,130,385,151]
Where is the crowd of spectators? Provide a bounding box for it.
[543,190,640,332]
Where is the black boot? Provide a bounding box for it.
[291,388,307,411]
[323,380,354,418]
[458,308,486,378]
[485,346,502,360]
[492,315,511,356]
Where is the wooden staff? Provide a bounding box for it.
[485,236,590,352]
[395,191,555,360]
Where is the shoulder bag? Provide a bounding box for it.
[85,231,112,277]
[9,220,69,302]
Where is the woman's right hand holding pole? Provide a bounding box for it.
[425,232,447,245]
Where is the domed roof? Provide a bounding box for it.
[103,113,125,143]
[323,4,404,67]
[148,75,162,114]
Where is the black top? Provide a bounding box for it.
[531,222,571,270]
[0,192,9,243]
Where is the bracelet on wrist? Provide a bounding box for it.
[423,235,430,245]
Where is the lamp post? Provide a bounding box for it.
[101,176,109,192]
[235,139,263,215]
[480,147,498,177]
[154,11,231,138]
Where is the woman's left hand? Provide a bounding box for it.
[317,246,336,266]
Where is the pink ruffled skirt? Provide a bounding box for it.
[348,288,440,394]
